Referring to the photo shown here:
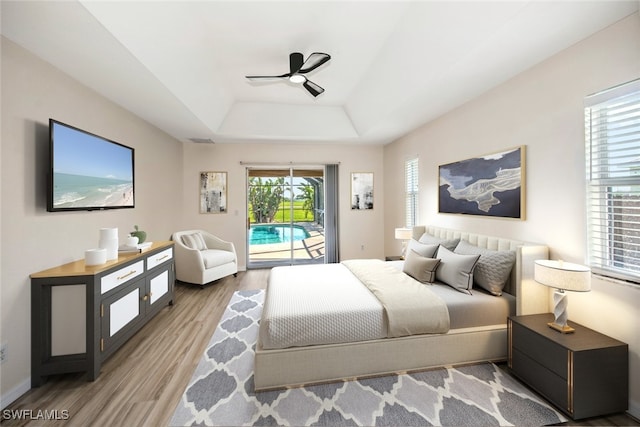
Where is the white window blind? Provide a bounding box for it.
[585,78,640,284]
[405,158,419,227]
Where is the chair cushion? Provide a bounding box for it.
[182,232,207,250]
[201,249,236,269]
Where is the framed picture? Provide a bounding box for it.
[351,172,374,210]
[200,172,227,213]
[438,146,525,219]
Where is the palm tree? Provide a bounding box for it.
[248,177,285,223]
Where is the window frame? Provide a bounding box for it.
[585,78,640,285]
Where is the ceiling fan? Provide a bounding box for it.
[245,52,331,97]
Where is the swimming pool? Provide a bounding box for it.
[249,224,310,245]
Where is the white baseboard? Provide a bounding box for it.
[0,377,30,410]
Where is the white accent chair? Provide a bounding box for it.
[172,230,238,288]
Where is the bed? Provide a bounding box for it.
[254,225,550,391]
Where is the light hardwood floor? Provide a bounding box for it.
[3,269,638,427]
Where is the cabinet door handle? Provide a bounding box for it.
[141,294,148,301]
[117,270,137,281]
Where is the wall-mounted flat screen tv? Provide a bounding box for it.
[48,119,135,212]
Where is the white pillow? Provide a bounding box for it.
[182,232,207,250]
[435,246,480,294]
[406,239,439,258]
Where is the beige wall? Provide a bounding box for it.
[2,11,639,417]
[0,38,184,404]
[384,13,640,417]
[179,142,385,269]
[0,37,385,406]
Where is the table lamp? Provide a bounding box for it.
[394,227,413,259]
[534,259,591,333]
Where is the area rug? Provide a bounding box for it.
[170,290,567,426]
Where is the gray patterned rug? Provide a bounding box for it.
[170,290,567,426]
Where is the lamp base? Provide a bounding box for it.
[547,322,575,334]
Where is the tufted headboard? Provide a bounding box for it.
[412,225,550,316]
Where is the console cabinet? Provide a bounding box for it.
[31,242,175,386]
[508,314,628,419]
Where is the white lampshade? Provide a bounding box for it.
[394,228,413,240]
[534,259,591,292]
[534,259,591,333]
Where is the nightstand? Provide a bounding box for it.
[508,314,628,420]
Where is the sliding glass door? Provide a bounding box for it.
[247,167,326,268]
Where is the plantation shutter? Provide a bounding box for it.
[585,78,640,283]
[405,158,419,228]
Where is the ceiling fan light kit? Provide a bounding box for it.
[246,52,331,97]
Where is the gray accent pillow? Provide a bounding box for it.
[435,246,480,294]
[403,249,441,283]
[454,240,516,296]
[406,239,439,258]
[418,233,460,251]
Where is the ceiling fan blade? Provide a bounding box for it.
[245,74,288,82]
[298,53,331,74]
[303,80,324,97]
[289,52,304,74]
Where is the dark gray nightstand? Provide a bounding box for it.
[508,314,628,420]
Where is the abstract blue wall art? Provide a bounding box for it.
[438,146,525,219]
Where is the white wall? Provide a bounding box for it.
[179,142,385,269]
[0,37,184,407]
[384,13,640,418]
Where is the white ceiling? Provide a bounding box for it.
[2,1,638,145]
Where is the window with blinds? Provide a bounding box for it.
[585,78,640,284]
[405,158,419,227]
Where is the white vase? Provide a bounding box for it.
[85,248,107,266]
[98,228,118,260]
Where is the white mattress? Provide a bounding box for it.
[259,262,515,350]
[259,264,387,350]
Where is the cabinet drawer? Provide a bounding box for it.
[512,322,567,379]
[101,260,144,294]
[512,348,568,412]
[146,248,173,270]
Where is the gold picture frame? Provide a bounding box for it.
[200,171,227,214]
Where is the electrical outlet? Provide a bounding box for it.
[360,244,365,251]
[0,342,7,364]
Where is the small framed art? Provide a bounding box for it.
[351,172,374,210]
[200,171,227,213]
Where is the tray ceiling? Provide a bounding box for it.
[2,1,638,145]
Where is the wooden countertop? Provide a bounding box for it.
[30,241,174,279]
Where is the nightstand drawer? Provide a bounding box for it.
[512,348,568,410]
[511,321,567,379]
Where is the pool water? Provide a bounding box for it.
[249,225,310,245]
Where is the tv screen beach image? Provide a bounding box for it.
[52,123,134,209]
